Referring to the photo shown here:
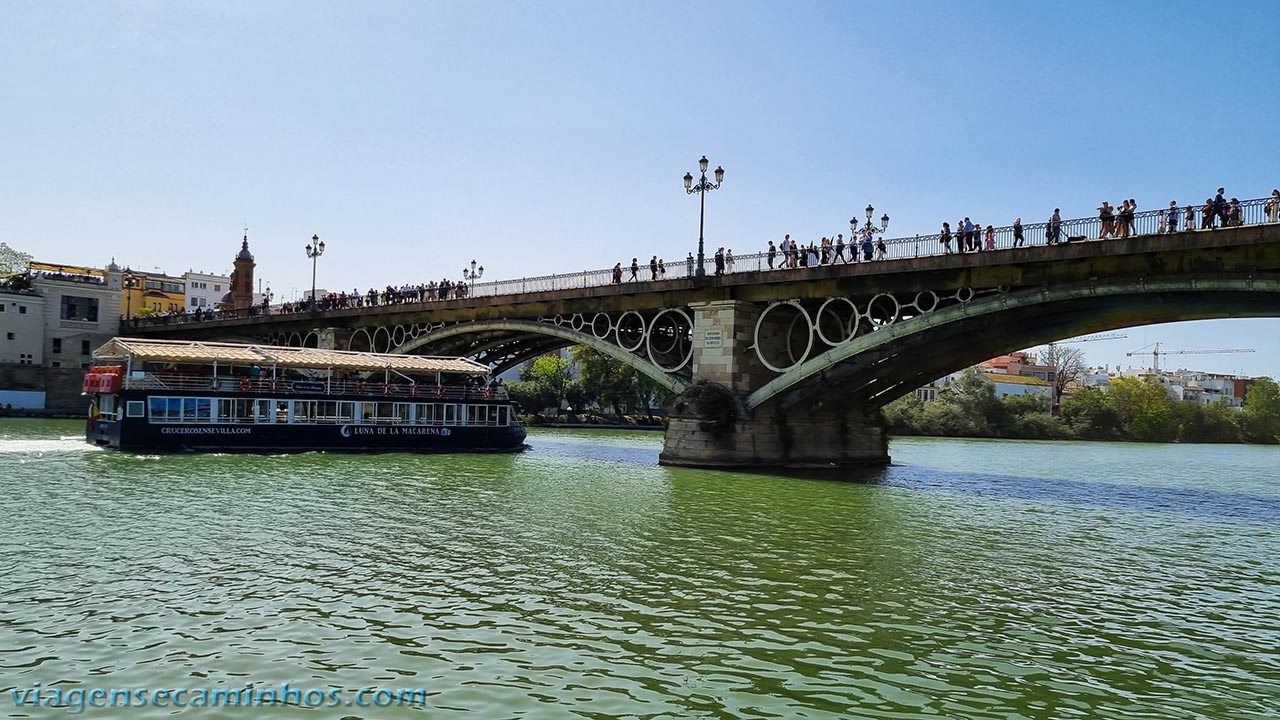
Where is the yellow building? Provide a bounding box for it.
[120,269,186,319]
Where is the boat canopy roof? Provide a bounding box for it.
[93,337,489,375]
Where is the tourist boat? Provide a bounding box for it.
[83,338,526,453]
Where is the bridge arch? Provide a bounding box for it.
[747,276,1280,412]
[391,319,690,394]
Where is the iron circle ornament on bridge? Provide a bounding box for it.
[371,325,392,354]
[815,297,860,346]
[911,290,939,314]
[391,324,407,347]
[753,301,814,373]
[615,311,647,352]
[865,293,902,329]
[646,308,694,373]
[954,286,975,304]
[570,314,586,332]
[591,313,612,339]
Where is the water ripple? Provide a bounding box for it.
[0,421,1276,719]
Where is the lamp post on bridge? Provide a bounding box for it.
[683,155,724,278]
[462,259,483,283]
[304,234,325,311]
[850,204,891,244]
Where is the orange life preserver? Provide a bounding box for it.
[383,383,399,396]
[435,385,446,398]
[483,386,494,399]
[354,382,366,395]
[239,378,253,392]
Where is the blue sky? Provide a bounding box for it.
[3,1,1279,376]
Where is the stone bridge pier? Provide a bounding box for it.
[658,300,889,469]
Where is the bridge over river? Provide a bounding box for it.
[131,200,1280,468]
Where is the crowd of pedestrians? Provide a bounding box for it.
[131,184,1280,328]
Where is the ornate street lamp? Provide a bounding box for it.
[304,234,325,311]
[123,275,140,321]
[462,259,484,283]
[849,204,890,239]
[683,155,725,278]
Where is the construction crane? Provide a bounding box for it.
[1047,332,1128,347]
[1126,342,1255,373]
[1035,332,1128,356]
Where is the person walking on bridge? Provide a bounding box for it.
[834,233,847,263]
[1166,201,1180,233]
[1013,217,1024,247]
[1047,209,1062,244]
[1266,189,1280,223]
[629,258,639,282]
[649,255,658,280]
[767,240,777,269]
[686,252,694,276]
[940,222,953,254]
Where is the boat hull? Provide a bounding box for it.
[87,412,527,454]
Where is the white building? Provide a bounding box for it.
[913,370,1053,403]
[183,271,229,311]
[0,286,45,366]
[31,264,122,370]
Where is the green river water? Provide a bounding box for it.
[1,419,1276,719]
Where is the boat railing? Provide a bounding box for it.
[122,373,510,400]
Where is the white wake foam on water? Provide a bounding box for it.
[0,436,100,454]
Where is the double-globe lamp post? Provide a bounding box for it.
[683,156,724,278]
[850,204,891,242]
[305,234,325,311]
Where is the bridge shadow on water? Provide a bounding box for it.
[789,462,1280,524]
[525,430,1280,524]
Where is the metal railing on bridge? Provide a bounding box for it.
[125,195,1279,329]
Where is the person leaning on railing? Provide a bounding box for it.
[1267,190,1280,223]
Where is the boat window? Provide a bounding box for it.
[195,398,211,422]
[167,397,182,420]
[293,400,317,423]
[336,401,355,422]
[149,396,168,420]
[418,403,436,425]
[127,401,145,418]
[486,406,500,425]
[317,401,338,421]
[254,399,274,423]
[466,405,481,425]
[393,403,412,422]
[182,398,199,422]
[443,404,457,424]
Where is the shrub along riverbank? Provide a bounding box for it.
[885,369,1280,444]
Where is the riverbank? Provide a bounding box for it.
[0,409,81,420]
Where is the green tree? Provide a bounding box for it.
[507,353,579,415]
[937,369,1008,435]
[1240,377,1280,444]
[1059,386,1123,440]
[0,242,33,277]
[1000,393,1067,439]
[569,346,670,418]
[1108,376,1177,442]
[1172,400,1240,444]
